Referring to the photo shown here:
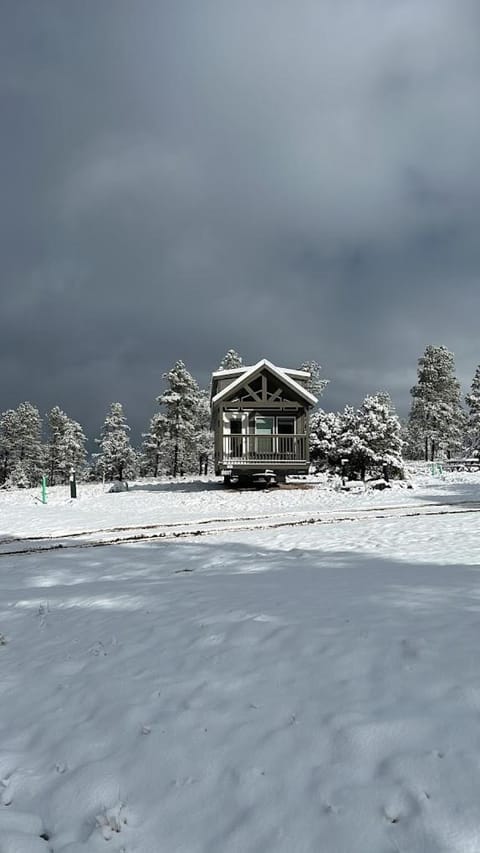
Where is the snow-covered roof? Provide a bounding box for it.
[211,358,318,406]
[211,365,311,380]
[211,367,248,379]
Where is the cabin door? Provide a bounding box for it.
[223,413,248,458]
[277,416,295,457]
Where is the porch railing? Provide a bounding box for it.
[221,434,307,463]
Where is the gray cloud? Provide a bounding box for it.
[1,0,479,441]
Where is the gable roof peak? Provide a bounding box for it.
[211,358,318,406]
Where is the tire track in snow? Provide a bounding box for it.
[1,501,480,557]
[1,499,479,546]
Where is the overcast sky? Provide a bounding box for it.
[1,0,479,441]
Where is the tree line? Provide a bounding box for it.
[311,344,479,478]
[1,346,479,488]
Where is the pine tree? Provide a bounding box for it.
[192,389,213,474]
[0,409,19,485]
[338,394,403,480]
[47,406,67,485]
[336,405,363,478]
[47,407,87,484]
[218,349,243,370]
[408,345,465,461]
[402,417,424,461]
[141,413,169,477]
[357,393,403,479]
[298,360,329,399]
[309,409,342,469]
[17,402,44,485]
[62,418,88,479]
[466,365,480,457]
[95,403,137,481]
[7,460,31,489]
[0,402,44,487]
[157,361,200,476]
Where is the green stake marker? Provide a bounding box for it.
[41,475,47,504]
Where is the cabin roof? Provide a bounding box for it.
[211,358,318,406]
[211,365,311,380]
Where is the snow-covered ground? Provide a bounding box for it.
[1,471,480,852]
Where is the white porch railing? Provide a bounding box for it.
[221,434,307,463]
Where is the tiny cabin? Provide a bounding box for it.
[210,359,317,485]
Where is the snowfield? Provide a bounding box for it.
[1,470,480,852]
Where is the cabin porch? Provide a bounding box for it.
[218,433,308,465]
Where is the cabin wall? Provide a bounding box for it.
[213,377,233,394]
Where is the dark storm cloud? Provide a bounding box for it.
[1,0,479,440]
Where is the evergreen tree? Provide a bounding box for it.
[141,413,169,477]
[338,394,403,480]
[192,389,214,475]
[0,409,19,485]
[47,407,87,484]
[61,418,88,480]
[218,349,243,370]
[7,460,32,489]
[402,417,424,461]
[336,405,363,478]
[95,402,137,481]
[309,409,342,468]
[408,345,465,461]
[465,365,480,457]
[47,406,67,484]
[298,360,329,399]
[358,393,403,479]
[0,402,44,487]
[16,402,44,485]
[17,402,44,485]
[157,361,200,476]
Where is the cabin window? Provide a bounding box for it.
[254,415,296,456]
[255,416,274,454]
[254,416,296,434]
[255,416,274,435]
[277,416,295,435]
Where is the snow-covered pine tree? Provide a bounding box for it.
[309,409,342,469]
[298,361,329,399]
[61,418,87,480]
[465,365,480,457]
[217,349,243,370]
[47,406,67,485]
[95,403,137,481]
[141,413,169,477]
[357,393,403,479]
[47,407,87,484]
[337,394,403,481]
[157,361,200,476]
[402,416,424,461]
[0,409,19,485]
[192,389,214,475]
[0,402,44,487]
[336,404,362,478]
[408,345,465,461]
[17,402,44,486]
